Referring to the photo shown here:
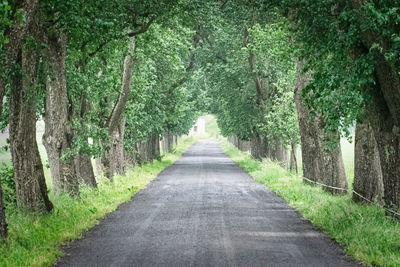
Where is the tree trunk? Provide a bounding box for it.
[124,148,138,168]
[353,120,383,203]
[0,0,40,235]
[74,154,97,188]
[290,141,298,174]
[294,60,347,194]
[0,177,7,239]
[294,61,321,183]
[348,0,400,217]
[102,116,126,178]
[250,133,268,159]
[270,139,289,166]
[153,133,161,161]
[366,73,400,217]
[138,141,149,163]
[9,42,53,212]
[101,37,135,178]
[162,130,174,154]
[0,0,40,114]
[42,31,79,197]
[319,131,348,195]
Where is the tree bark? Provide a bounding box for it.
[101,37,135,178]
[162,129,174,154]
[152,133,161,161]
[353,120,383,203]
[290,141,298,173]
[319,129,348,195]
[1,0,39,113]
[294,61,321,183]
[347,0,400,217]
[365,73,400,217]
[10,42,53,212]
[250,133,269,159]
[42,31,79,196]
[70,97,97,188]
[101,116,126,178]
[270,139,289,166]
[74,154,97,188]
[107,37,135,134]
[294,60,348,194]
[0,0,40,238]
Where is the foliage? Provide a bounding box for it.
[0,163,15,205]
[271,0,400,138]
[193,6,299,146]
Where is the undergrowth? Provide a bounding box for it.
[220,139,400,267]
[0,136,197,267]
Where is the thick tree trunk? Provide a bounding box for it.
[294,61,321,183]
[153,133,161,161]
[0,0,39,113]
[0,0,40,235]
[9,42,53,212]
[371,57,400,217]
[110,117,126,176]
[319,131,348,194]
[124,148,138,168]
[270,139,289,166]
[294,60,347,194]
[42,31,79,196]
[250,133,268,159]
[0,178,7,239]
[348,0,400,217]
[74,154,97,187]
[137,142,149,163]
[72,92,97,187]
[162,130,174,154]
[102,117,126,178]
[101,37,135,178]
[353,120,383,203]
[366,75,400,217]
[290,141,298,174]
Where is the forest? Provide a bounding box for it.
[1,0,400,266]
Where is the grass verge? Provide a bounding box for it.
[0,136,197,267]
[220,138,400,267]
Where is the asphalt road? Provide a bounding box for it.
[55,140,360,267]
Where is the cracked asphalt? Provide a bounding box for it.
[55,140,361,267]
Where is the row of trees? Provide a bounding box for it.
[0,0,202,238]
[1,0,399,240]
[190,0,399,218]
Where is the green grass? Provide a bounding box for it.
[220,138,400,267]
[0,136,197,267]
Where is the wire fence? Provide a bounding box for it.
[302,176,400,217]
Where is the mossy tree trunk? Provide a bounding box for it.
[353,120,383,203]
[43,31,79,196]
[10,41,53,212]
[294,60,347,194]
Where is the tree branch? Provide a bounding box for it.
[128,16,156,37]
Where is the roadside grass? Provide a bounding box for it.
[220,139,400,267]
[0,136,197,267]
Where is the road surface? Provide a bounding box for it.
[55,140,360,267]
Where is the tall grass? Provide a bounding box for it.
[220,139,400,267]
[0,137,197,267]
